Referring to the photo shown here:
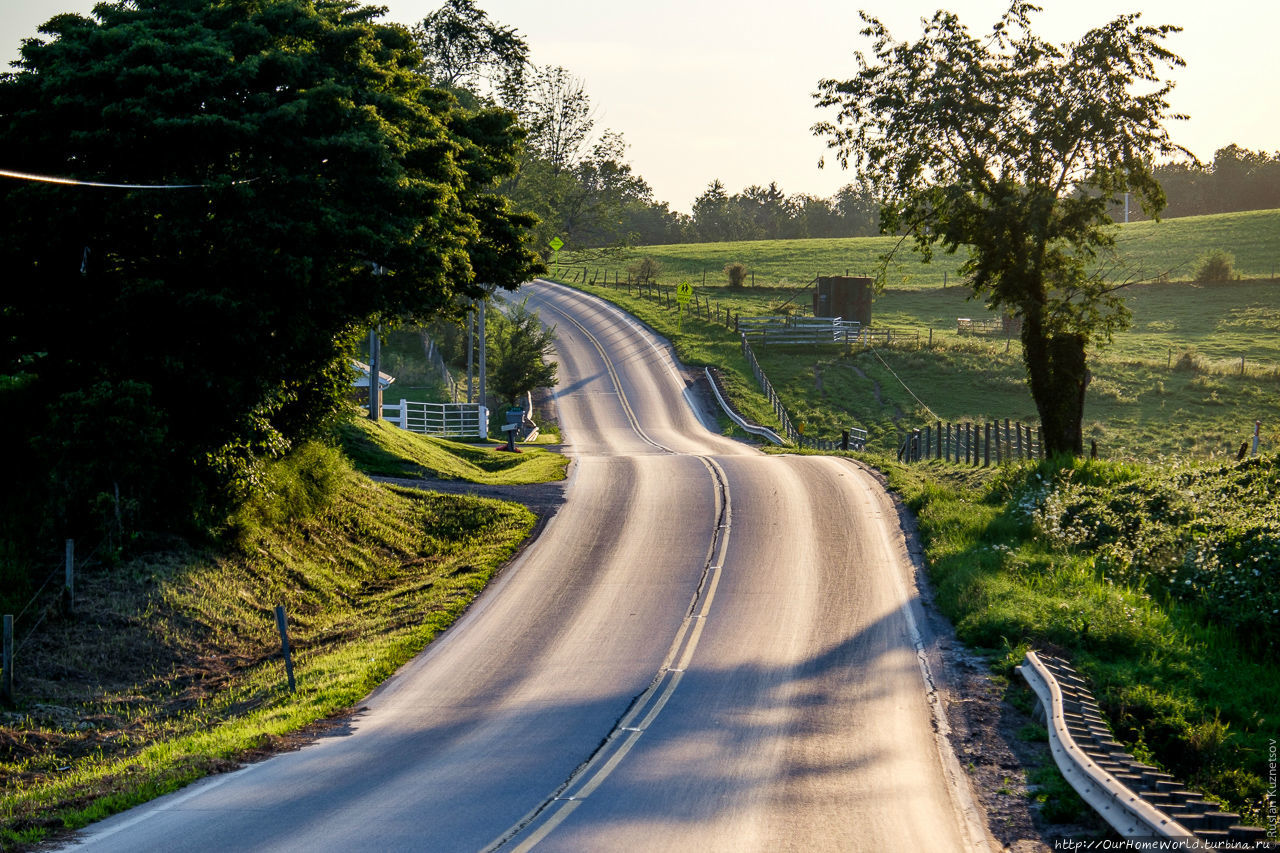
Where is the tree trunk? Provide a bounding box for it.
[1021,315,1088,457]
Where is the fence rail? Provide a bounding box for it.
[899,419,1042,465]
[738,316,862,345]
[382,400,489,439]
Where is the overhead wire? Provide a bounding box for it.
[0,168,254,189]
[867,344,939,422]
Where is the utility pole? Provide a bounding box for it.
[367,324,381,421]
[466,303,474,404]
[368,264,383,421]
[478,296,487,410]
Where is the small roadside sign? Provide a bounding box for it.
[549,237,563,252]
[676,280,692,304]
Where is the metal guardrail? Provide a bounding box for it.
[1019,651,1269,847]
[704,368,785,445]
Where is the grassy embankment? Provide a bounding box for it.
[550,209,1280,825]
[0,420,566,849]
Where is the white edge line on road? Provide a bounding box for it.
[851,458,995,852]
[66,761,264,846]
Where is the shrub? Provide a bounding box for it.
[630,256,661,283]
[1172,348,1204,373]
[1194,249,1235,283]
[224,442,351,546]
[724,262,748,289]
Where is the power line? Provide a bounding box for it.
[868,344,939,421]
[0,168,250,189]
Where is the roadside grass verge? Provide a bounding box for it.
[0,446,535,849]
[882,454,1279,825]
[336,415,568,484]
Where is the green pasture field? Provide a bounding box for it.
[556,208,1280,290]
[563,275,1280,462]
[554,207,1280,462]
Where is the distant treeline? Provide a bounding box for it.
[593,179,883,248]
[574,145,1280,250]
[1113,145,1280,222]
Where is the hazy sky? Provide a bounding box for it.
[4,1,1276,212]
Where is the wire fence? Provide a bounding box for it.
[3,535,110,704]
[739,333,866,451]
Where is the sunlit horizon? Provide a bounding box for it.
[4,0,1275,213]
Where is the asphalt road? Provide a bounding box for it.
[67,281,989,852]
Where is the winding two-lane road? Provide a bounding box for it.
[68,281,990,852]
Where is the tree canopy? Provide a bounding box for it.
[0,0,542,546]
[412,0,527,96]
[814,1,1187,455]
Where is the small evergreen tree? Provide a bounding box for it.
[1193,249,1235,283]
[487,299,558,407]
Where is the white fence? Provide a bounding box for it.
[382,399,489,439]
[738,316,862,345]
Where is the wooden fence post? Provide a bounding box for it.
[63,538,75,615]
[275,605,296,693]
[2,614,13,705]
[984,422,992,467]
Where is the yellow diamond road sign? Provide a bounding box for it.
[676,281,692,304]
[548,237,564,252]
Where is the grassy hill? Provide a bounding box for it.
[557,209,1280,462]
[0,425,567,848]
[337,417,568,483]
[558,208,1280,289]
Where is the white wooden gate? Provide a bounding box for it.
[381,400,489,438]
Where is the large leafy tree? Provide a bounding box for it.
[814,2,1187,455]
[0,0,541,543]
[412,0,528,97]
